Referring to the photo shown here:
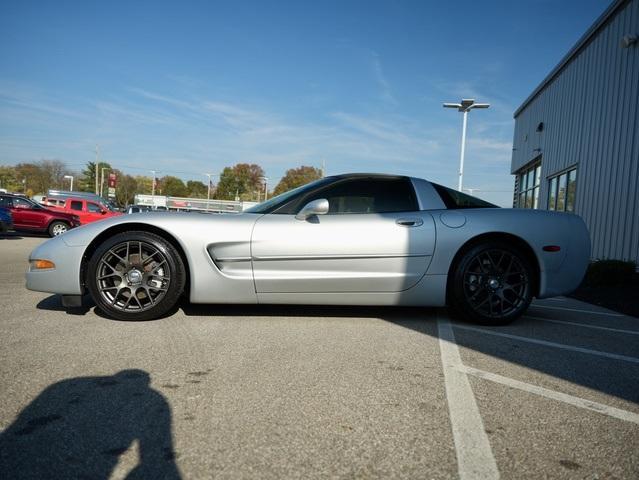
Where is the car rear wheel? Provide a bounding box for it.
[86,231,186,321]
[48,221,69,237]
[450,241,534,325]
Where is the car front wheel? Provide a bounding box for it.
[450,241,534,325]
[86,231,186,320]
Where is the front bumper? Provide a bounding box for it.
[25,234,85,295]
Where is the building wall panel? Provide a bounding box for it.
[511,0,639,263]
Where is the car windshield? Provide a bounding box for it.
[244,177,333,214]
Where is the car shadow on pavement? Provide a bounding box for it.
[36,296,639,405]
[385,313,639,405]
[0,370,181,479]
[0,232,23,240]
[36,294,94,316]
[186,302,639,404]
[180,301,435,320]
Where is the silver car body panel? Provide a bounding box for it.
[251,212,436,293]
[25,176,591,306]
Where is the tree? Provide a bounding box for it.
[0,166,20,192]
[215,163,265,201]
[80,161,112,193]
[134,176,153,195]
[113,170,138,206]
[159,176,187,197]
[272,166,323,196]
[186,180,209,198]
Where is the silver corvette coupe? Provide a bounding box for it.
[26,174,590,325]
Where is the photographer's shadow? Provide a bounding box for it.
[0,369,181,479]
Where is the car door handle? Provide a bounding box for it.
[396,218,423,227]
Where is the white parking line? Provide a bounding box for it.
[459,365,639,425]
[525,316,639,336]
[531,304,624,317]
[453,324,639,365]
[438,316,499,480]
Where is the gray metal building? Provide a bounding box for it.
[511,0,638,263]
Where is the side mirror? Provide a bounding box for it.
[295,198,329,221]
[101,210,107,215]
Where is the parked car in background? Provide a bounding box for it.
[31,195,46,205]
[46,190,120,212]
[41,197,66,208]
[49,197,122,225]
[0,207,12,233]
[0,194,80,236]
[125,205,152,214]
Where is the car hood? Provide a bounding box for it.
[59,211,261,247]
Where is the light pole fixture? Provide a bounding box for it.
[443,98,490,191]
[63,175,74,192]
[261,177,269,201]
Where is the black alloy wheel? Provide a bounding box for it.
[87,231,185,320]
[451,242,534,325]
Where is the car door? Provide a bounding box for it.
[9,197,41,228]
[251,177,436,293]
[86,201,105,223]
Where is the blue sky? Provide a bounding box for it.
[0,0,610,205]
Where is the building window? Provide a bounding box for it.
[548,167,577,212]
[515,160,541,209]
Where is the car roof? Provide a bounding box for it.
[329,173,414,181]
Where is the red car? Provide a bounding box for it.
[0,194,81,236]
[48,197,122,225]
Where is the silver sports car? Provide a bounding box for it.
[25,174,590,324]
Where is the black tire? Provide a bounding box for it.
[449,241,534,325]
[48,220,69,237]
[86,231,186,321]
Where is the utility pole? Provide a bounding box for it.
[151,170,157,204]
[100,167,109,198]
[204,173,214,211]
[443,99,490,191]
[95,145,99,194]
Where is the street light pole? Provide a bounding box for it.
[443,99,490,191]
[64,175,74,191]
[458,109,468,192]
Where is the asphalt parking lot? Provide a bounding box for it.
[1,235,638,479]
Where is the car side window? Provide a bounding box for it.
[87,202,102,213]
[14,197,32,208]
[70,201,83,211]
[0,196,10,208]
[282,178,418,215]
